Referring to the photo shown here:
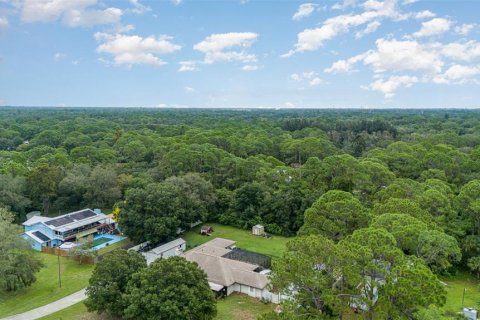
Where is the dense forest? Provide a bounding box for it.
[1,107,480,283]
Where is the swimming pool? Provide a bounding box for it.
[89,234,126,251]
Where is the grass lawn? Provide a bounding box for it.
[0,251,93,318]
[37,302,118,320]
[183,223,291,260]
[216,293,275,320]
[38,293,275,320]
[441,272,480,313]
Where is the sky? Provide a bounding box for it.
[0,0,479,109]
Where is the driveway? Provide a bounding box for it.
[1,289,87,320]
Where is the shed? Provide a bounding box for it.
[201,225,214,235]
[252,224,265,236]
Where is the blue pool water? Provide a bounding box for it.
[90,234,126,251]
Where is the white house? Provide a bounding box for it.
[183,238,286,303]
[139,238,187,265]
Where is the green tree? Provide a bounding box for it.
[372,213,461,273]
[0,208,44,292]
[457,180,480,236]
[27,165,65,214]
[339,228,446,319]
[83,166,121,209]
[123,257,216,320]
[382,257,446,319]
[269,235,349,319]
[120,174,215,244]
[373,198,430,222]
[299,190,370,241]
[85,250,146,317]
[0,174,31,219]
[56,164,91,208]
[467,256,480,278]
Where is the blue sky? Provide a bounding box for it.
[0,0,479,108]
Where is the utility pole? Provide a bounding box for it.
[57,250,62,288]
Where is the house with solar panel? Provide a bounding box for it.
[22,208,116,251]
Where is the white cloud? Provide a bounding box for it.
[413,18,452,37]
[441,41,480,61]
[284,101,296,108]
[355,21,381,39]
[332,0,356,10]
[414,10,435,19]
[327,37,480,96]
[402,0,418,4]
[242,64,259,71]
[283,0,406,56]
[178,60,198,72]
[171,0,182,5]
[129,0,151,15]
[433,65,480,84]
[0,17,8,32]
[290,71,322,87]
[194,32,258,64]
[21,0,122,27]
[362,38,444,73]
[95,33,181,67]
[324,53,366,73]
[115,24,135,33]
[293,3,317,21]
[367,75,418,98]
[309,77,322,86]
[54,52,66,61]
[184,86,196,93]
[63,7,122,27]
[455,23,476,36]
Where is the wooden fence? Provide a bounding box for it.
[41,247,96,265]
[41,239,135,265]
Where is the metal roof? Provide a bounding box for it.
[150,238,186,255]
[22,215,51,226]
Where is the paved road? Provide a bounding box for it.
[1,289,87,320]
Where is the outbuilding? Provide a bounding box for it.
[142,238,186,265]
[201,225,214,235]
[252,224,265,236]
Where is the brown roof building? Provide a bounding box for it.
[183,238,285,303]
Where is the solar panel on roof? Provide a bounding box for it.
[44,209,99,228]
[70,209,96,221]
[33,231,50,242]
[45,216,75,227]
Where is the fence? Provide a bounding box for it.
[41,246,95,265]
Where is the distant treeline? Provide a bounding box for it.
[1,107,480,277]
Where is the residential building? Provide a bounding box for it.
[22,208,114,251]
[135,238,187,265]
[183,238,286,303]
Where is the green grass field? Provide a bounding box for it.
[216,293,275,320]
[441,272,480,313]
[183,223,291,260]
[0,252,93,318]
[38,293,274,320]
